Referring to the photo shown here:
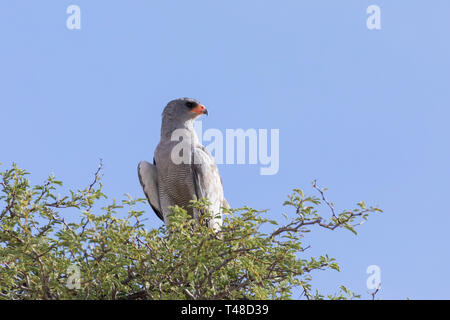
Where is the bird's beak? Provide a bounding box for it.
[191,104,208,116]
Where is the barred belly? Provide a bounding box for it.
[159,163,195,216]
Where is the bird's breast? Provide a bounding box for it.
[158,162,196,210]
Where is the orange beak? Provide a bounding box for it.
[190,104,208,116]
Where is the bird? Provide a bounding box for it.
[138,98,228,231]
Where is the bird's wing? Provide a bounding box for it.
[222,197,230,209]
[138,160,164,221]
[191,146,225,229]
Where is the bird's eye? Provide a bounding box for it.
[185,102,194,108]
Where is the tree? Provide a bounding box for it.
[0,163,382,300]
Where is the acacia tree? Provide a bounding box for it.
[0,163,381,300]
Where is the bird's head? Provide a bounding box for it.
[162,98,208,122]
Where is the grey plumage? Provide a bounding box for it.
[138,98,228,231]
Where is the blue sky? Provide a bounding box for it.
[1,1,450,299]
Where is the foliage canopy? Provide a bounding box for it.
[0,164,381,300]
